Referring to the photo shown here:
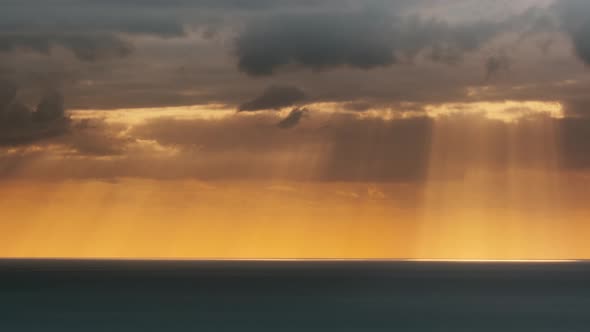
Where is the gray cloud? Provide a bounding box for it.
[235,9,510,76]
[0,1,187,37]
[0,0,579,112]
[0,34,133,62]
[485,54,511,80]
[34,113,435,182]
[277,108,308,129]
[0,83,69,146]
[555,0,590,65]
[0,0,589,190]
[3,111,590,183]
[61,119,133,156]
[0,1,191,61]
[236,11,397,76]
[239,85,306,112]
[571,32,590,65]
[0,79,17,109]
[563,98,590,117]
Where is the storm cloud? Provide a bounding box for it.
[239,85,306,112]
[0,0,582,111]
[555,0,590,65]
[277,108,308,129]
[235,11,398,76]
[0,81,69,146]
[0,34,133,62]
[234,8,510,76]
[1,0,590,185]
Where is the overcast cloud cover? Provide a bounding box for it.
[1,0,590,182]
[0,0,586,108]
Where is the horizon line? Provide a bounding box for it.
[0,258,585,263]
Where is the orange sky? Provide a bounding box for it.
[1,176,588,260]
[2,102,590,260]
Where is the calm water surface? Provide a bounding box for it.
[0,260,589,331]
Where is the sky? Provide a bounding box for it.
[1,0,590,259]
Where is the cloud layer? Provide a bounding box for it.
[0,81,69,146]
[1,0,590,186]
[239,85,306,111]
[0,0,585,113]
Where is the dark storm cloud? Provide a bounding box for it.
[235,11,397,76]
[239,85,306,112]
[0,0,570,111]
[0,1,187,37]
[75,0,420,11]
[277,108,308,129]
[0,0,188,60]
[0,82,69,146]
[235,9,509,76]
[555,0,590,65]
[3,0,590,187]
[0,34,133,62]
[87,0,296,9]
[0,0,410,49]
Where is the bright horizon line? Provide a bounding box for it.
[0,258,584,263]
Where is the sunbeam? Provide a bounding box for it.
[419,104,567,260]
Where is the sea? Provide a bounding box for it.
[0,260,588,331]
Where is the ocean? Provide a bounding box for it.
[0,260,588,331]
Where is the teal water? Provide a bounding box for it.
[0,260,588,331]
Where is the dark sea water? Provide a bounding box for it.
[0,260,589,331]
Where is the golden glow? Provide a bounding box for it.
[418,108,569,260]
[70,100,564,125]
[398,259,580,263]
[0,177,588,260]
[70,104,234,124]
[424,101,564,122]
[0,180,418,259]
[1,101,589,260]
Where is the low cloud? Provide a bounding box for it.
[0,81,69,146]
[62,119,134,156]
[555,0,590,65]
[3,110,590,182]
[239,85,306,111]
[0,34,133,61]
[277,108,308,129]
